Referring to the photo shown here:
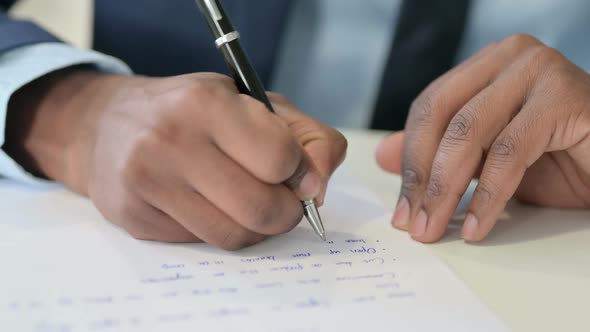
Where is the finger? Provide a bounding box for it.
[127,203,203,243]
[373,47,503,179]
[374,132,486,180]
[269,92,347,181]
[462,99,554,242]
[414,47,545,243]
[386,43,496,231]
[398,35,543,232]
[269,92,348,205]
[181,142,303,236]
[121,155,267,250]
[139,206,203,243]
[397,42,502,230]
[376,131,405,174]
[282,153,323,201]
[163,187,267,250]
[210,94,322,200]
[104,186,202,243]
[93,148,203,243]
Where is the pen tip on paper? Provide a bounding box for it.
[303,200,327,242]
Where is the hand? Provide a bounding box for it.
[6,70,347,249]
[375,34,590,243]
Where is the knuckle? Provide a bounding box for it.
[119,132,158,190]
[528,47,565,70]
[542,65,571,92]
[444,110,476,143]
[163,81,203,105]
[401,166,426,194]
[149,117,184,147]
[112,198,156,237]
[218,228,255,251]
[120,155,145,192]
[184,79,221,100]
[242,192,302,235]
[122,219,156,241]
[425,162,449,199]
[242,196,276,231]
[201,72,234,85]
[502,34,542,50]
[165,80,227,116]
[488,133,518,163]
[268,92,291,106]
[332,130,349,156]
[474,181,497,207]
[426,174,446,198]
[410,89,444,125]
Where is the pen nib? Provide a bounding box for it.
[303,200,326,242]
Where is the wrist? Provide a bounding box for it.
[5,67,131,194]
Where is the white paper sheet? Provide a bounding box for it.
[0,171,506,332]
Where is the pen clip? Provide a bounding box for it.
[203,0,223,21]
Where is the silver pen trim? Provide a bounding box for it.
[215,31,240,48]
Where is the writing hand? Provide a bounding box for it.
[6,71,347,249]
[375,34,590,243]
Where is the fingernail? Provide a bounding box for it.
[392,197,410,229]
[410,210,428,237]
[462,213,479,241]
[298,171,321,200]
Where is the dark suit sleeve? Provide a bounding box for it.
[0,0,62,54]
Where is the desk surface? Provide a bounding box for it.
[342,129,590,332]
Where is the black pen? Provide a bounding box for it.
[194,0,326,241]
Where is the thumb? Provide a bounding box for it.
[269,92,347,205]
[283,154,323,202]
[376,131,405,174]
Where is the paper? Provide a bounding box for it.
[0,171,506,332]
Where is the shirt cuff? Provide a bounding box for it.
[0,42,132,186]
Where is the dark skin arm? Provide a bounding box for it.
[4,68,347,249]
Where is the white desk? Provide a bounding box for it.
[342,129,590,332]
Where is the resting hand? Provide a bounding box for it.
[376,35,590,243]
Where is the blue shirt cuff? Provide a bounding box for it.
[0,42,132,186]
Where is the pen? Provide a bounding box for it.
[194,0,326,241]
